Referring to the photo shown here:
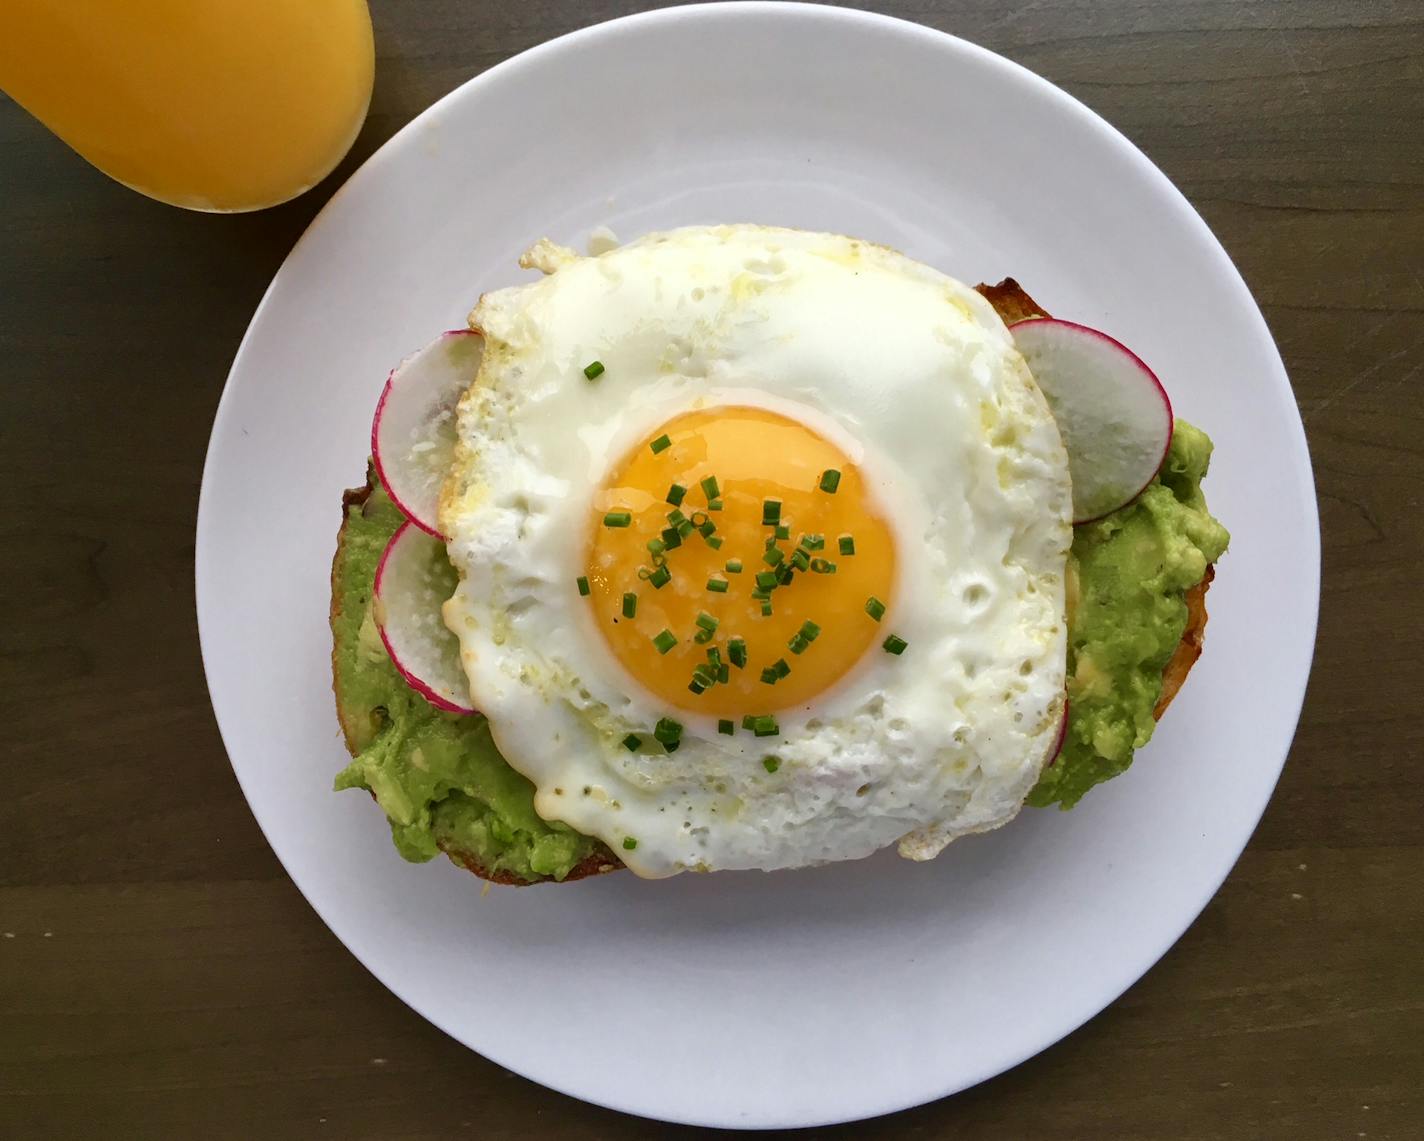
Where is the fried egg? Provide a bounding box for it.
[440,225,1071,877]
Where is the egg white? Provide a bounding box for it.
[439,225,1071,877]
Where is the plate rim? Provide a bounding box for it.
[196,1,1321,1128]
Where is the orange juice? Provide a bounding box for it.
[0,0,374,212]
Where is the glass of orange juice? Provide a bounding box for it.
[0,0,375,213]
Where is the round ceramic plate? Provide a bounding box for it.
[197,3,1318,1129]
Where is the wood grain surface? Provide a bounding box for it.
[2,2,1420,1138]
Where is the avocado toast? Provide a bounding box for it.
[331,279,1228,884]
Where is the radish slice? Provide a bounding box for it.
[1010,319,1173,523]
[371,330,483,538]
[373,521,475,714]
[1045,698,1070,767]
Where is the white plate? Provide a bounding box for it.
[197,3,1318,1128]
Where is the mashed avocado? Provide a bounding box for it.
[334,423,1226,872]
[331,481,604,881]
[1027,421,1229,807]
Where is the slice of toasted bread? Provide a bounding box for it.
[334,278,1215,885]
[973,278,1213,719]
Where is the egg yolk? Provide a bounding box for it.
[586,406,897,717]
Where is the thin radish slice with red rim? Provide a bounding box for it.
[1010,318,1174,524]
[371,330,483,538]
[374,521,475,714]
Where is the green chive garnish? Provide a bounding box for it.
[760,599,773,617]
[838,534,856,556]
[583,360,605,380]
[706,535,724,549]
[762,755,780,773]
[883,634,908,655]
[622,592,637,618]
[775,524,791,540]
[688,680,706,695]
[865,596,886,622]
[576,576,590,596]
[622,836,638,850]
[707,499,723,511]
[728,638,747,667]
[798,621,821,643]
[603,511,632,528]
[653,629,677,653]
[763,546,784,567]
[654,717,682,744]
[755,570,778,591]
[696,612,719,633]
[752,715,780,737]
[667,508,687,527]
[762,498,782,525]
[697,519,717,539]
[666,483,687,506]
[760,667,780,685]
[647,538,667,559]
[622,734,641,751]
[819,469,841,493]
[700,475,720,500]
[650,434,672,454]
[707,576,729,594]
[810,558,836,574]
[790,547,810,571]
[725,559,743,574]
[773,658,790,679]
[718,719,735,736]
[649,565,672,589]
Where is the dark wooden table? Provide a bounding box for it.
[3,2,1420,1137]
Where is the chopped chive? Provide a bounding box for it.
[665,740,680,753]
[654,717,683,744]
[865,596,886,622]
[752,715,780,737]
[707,576,729,594]
[667,508,687,527]
[775,524,791,540]
[622,592,637,618]
[677,519,694,537]
[697,519,717,539]
[649,565,672,589]
[838,534,856,556]
[725,558,743,574]
[788,636,808,655]
[622,734,641,751]
[688,681,706,694]
[647,537,667,558]
[763,546,785,567]
[652,629,677,654]
[775,564,796,585]
[773,658,791,679]
[705,534,724,549]
[603,511,632,528]
[695,612,719,633]
[810,558,837,574]
[760,599,773,617]
[718,663,729,683]
[755,570,778,590]
[700,475,720,500]
[790,547,810,571]
[760,667,780,685]
[666,483,687,506]
[819,469,841,493]
[762,755,780,773]
[742,714,757,730]
[728,638,747,667]
[804,534,825,551]
[690,510,708,527]
[622,836,638,850]
[576,575,590,596]
[718,719,735,736]
[707,498,724,511]
[883,634,908,655]
[762,498,782,525]
[705,646,723,668]
[650,434,672,454]
[799,620,821,642]
[583,360,605,380]
[660,527,682,551]
[692,665,716,687]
